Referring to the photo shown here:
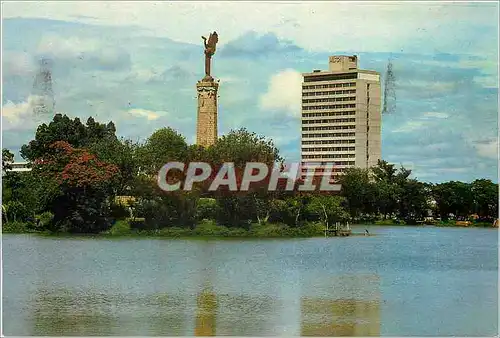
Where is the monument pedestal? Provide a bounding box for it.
[196,77,219,147]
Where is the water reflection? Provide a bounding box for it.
[29,275,380,336]
[194,288,217,336]
[300,298,380,336]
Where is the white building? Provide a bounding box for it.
[301,55,381,180]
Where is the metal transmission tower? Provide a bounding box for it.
[382,59,396,115]
[32,58,55,117]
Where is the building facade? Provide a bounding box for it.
[301,55,381,179]
[2,162,31,176]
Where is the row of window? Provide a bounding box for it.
[303,111,356,118]
[301,167,346,173]
[302,146,355,152]
[303,104,356,111]
[303,132,356,138]
[303,154,355,159]
[304,73,358,82]
[303,118,355,125]
[302,139,355,145]
[303,89,356,96]
[302,160,356,165]
[303,96,356,104]
[303,125,356,131]
[303,82,356,90]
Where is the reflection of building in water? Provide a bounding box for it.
[214,294,280,335]
[300,298,380,336]
[194,288,217,336]
[300,274,381,336]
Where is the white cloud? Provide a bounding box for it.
[3,51,36,76]
[259,69,302,117]
[127,108,163,121]
[423,112,449,119]
[4,2,497,55]
[392,120,426,133]
[37,35,102,58]
[474,139,498,159]
[1,96,50,131]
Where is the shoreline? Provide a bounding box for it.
[3,219,496,239]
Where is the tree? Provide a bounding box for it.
[398,179,430,223]
[2,148,14,172]
[208,128,283,168]
[338,167,376,219]
[371,160,413,220]
[90,138,140,195]
[371,159,397,182]
[21,114,117,161]
[138,127,188,175]
[471,179,498,220]
[34,141,119,233]
[306,195,349,228]
[432,181,474,220]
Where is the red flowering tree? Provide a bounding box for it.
[34,141,120,233]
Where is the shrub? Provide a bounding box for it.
[2,221,29,233]
[193,219,230,236]
[196,198,218,221]
[128,217,147,230]
[4,201,31,223]
[250,222,286,237]
[374,219,395,225]
[110,203,130,220]
[108,220,131,235]
[158,227,191,237]
[33,212,55,231]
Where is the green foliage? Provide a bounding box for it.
[128,218,147,230]
[2,148,14,172]
[470,179,498,220]
[338,167,375,218]
[4,200,31,223]
[133,191,198,229]
[374,219,406,225]
[110,203,130,220]
[36,211,54,229]
[2,221,29,233]
[398,179,430,222]
[138,127,188,175]
[432,181,474,220]
[90,138,140,195]
[196,198,218,221]
[6,115,498,236]
[108,220,132,235]
[193,219,230,236]
[208,128,283,167]
[306,195,349,227]
[21,114,117,162]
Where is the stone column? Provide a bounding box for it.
[196,78,219,147]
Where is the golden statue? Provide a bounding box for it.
[202,32,218,79]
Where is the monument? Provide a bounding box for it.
[196,32,219,147]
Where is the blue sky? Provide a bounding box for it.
[2,2,498,183]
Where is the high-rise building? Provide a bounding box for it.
[300,55,381,180]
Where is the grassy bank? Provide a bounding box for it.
[4,218,496,237]
[102,219,327,238]
[2,219,327,238]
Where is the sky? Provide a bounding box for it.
[2,1,498,183]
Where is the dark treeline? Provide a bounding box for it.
[2,114,498,235]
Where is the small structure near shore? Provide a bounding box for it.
[324,222,352,237]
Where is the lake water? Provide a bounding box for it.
[2,226,498,336]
